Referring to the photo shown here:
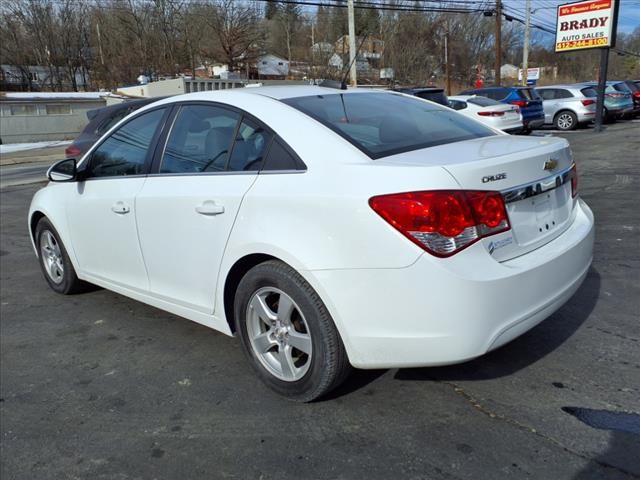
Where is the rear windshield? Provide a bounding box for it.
[580,87,597,97]
[467,96,501,107]
[283,92,496,159]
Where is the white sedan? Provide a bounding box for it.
[29,86,594,401]
[448,95,524,133]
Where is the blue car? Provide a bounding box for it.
[458,86,545,133]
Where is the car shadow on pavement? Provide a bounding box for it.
[571,431,640,479]
[393,266,601,383]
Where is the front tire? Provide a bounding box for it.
[234,260,351,402]
[35,217,86,294]
[554,110,577,131]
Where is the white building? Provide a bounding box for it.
[256,54,289,78]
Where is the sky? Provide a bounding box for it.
[503,0,640,35]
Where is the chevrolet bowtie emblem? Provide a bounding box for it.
[544,159,558,171]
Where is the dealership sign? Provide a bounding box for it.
[555,0,619,52]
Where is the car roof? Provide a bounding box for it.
[536,85,581,89]
[241,85,374,100]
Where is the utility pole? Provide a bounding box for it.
[495,0,502,86]
[96,22,105,66]
[594,48,610,132]
[445,19,451,95]
[348,0,357,87]
[522,0,531,86]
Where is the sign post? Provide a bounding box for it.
[554,0,620,132]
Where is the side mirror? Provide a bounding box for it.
[47,158,77,182]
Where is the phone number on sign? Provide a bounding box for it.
[556,37,610,50]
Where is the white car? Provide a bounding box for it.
[448,95,524,133]
[29,86,594,401]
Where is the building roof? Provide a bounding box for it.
[0,92,108,101]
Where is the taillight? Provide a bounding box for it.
[633,91,640,98]
[570,163,578,198]
[369,190,510,257]
[65,145,81,158]
[477,111,505,117]
[581,99,595,106]
[511,100,527,108]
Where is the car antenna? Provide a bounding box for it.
[319,35,368,90]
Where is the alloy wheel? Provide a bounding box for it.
[557,113,574,130]
[40,230,64,284]
[246,287,312,382]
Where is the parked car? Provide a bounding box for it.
[30,87,594,401]
[576,82,634,120]
[610,80,640,116]
[447,95,523,133]
[535,85,597,130]
[458,86,545,133]
[391,86,448,106]
[65,97,164,158]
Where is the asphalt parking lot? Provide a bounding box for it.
[1,122,639,480]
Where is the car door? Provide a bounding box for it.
[135,103,272,316]
[65,107,169,290]
[538,89,557,123]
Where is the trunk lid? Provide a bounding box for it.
[379,135,576,261]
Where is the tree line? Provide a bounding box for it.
[1,0,638,92]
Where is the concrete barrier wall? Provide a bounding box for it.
[0,99,106,143]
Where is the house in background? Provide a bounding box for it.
[0,64,91,92]
[334,36,384,61]
[251,54,289,80]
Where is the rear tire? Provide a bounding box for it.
[554,111,577,131]
[234,260,352,402]
[35,217,87,294]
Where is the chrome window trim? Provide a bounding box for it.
[501,164,574,204]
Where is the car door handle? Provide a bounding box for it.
[111,201,130,214]
[195,201,225,216]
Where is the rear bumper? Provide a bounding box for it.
[307,199,594,369]
[523,117,545,129]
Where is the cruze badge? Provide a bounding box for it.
[544,159,559,171]
[482,173,507,183]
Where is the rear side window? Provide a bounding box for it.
[227,118,272,171]
[88,108,165,178]
[160,105,240,173]
[262,139,300,171]
[467,96,501,107]
[283,92,495,159]
[581,87,597,97]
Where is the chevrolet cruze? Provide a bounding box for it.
[29,86,594,401]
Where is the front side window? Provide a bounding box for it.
[284,92,495,159]
[88,108,165,178]
[160,105,240,173]
[538,89,555,100]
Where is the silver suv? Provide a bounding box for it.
[536,85,598,130]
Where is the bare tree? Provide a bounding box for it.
[207,0,263,72]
